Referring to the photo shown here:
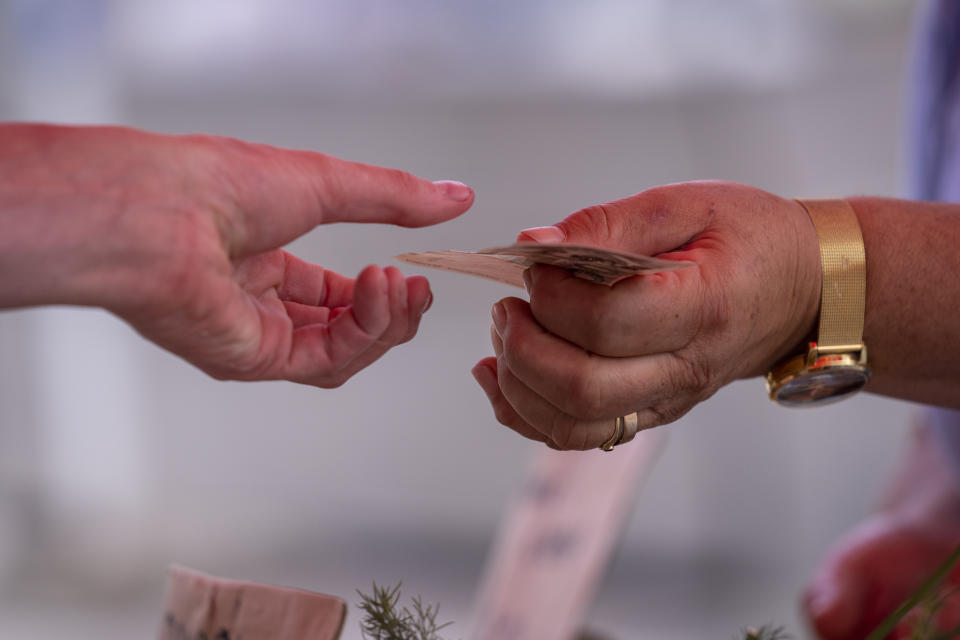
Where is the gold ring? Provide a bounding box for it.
[600,412,639,452]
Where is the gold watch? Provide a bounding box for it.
[766,199,871,407]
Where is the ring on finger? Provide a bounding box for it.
[599,412,639,452]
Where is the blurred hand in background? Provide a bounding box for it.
[0,123,474,387]
[804,425,960,639]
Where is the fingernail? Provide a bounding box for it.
[518,225,564,244]
[434,180,473,202]
[491,302,506,333]
[422,291,433,314]
[522,269,533,294]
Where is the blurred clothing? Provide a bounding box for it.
[909,0,960,474]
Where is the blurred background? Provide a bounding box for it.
[0,0,926,637]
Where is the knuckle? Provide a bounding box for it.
[317,375,347,390]
[492,402,516,429]
[646,403,689,428]
[672,350,713,394]
[560,203,617,245]
[549,422,577,450]
[399,324,419,344]
[384,167,421,192]
[549,417,591,451]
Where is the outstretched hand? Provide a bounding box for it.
[0,124,474,386]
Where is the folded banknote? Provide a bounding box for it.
[396,243,692,287]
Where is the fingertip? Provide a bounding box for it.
[383,264,404,279]
[497,296,534,326]
[472,359,501,400]
[357,264,387,288]
[471,360,495,388]
[352,265,389,334]
[422,290,433,313]
[433,180,474,203]
[383,265,407,306]
[517,225,565,244]
[405,275,432,313]
[477,355,498,370]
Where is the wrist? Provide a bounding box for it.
[765,197,871,406]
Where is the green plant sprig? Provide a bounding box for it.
[356,581,453,640]
[867,543,960,640]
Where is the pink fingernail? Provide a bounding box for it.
[421,291,433,314]
[518,225,564,244]
[434,180,473,202]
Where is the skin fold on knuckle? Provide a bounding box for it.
[547,419,577,451]
[560,202,617,245]
[313,373,349,389]
[672,348,714,395]
[549,416,594,451]
[492,402,519,430]
[644,404,675,429]
[399,318,420,344]
[655,351,717,421]
[376,168,424,225]
[354,301,392,341]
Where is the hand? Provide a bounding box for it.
[804,427,960,639]
[471,181,821,449]
[0,124,474,387]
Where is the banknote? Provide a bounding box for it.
[395,243,692,288]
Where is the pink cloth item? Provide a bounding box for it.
[158,565,346,640]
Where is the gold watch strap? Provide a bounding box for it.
[796,199,866,353]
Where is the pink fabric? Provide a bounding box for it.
[158,566,346,640]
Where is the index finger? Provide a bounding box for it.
[197,136,474,255]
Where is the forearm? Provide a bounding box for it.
[848,196,960,407]
[0,123,189,312]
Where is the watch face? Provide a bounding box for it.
[774,367,870,407]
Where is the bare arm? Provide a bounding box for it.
[470,182,960,449]
[0,123,474,387]
[853,197,960,406]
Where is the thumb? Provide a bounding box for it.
[516,183,720,256]
[213,138,474,255]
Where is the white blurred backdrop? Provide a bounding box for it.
[0,0,924,638]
